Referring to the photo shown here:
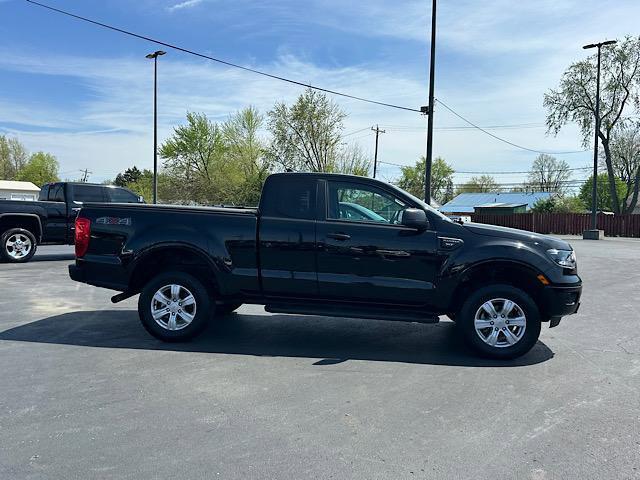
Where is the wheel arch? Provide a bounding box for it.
[128,243,221,297]
[449,260,548,319]
[0,214,43,241]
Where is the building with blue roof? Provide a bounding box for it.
[439,192,553,215]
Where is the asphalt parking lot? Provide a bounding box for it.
[1,238,639,480]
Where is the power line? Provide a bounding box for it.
[24,0,421,113]
[435,99,588,155]
[342,127,371,137]
[456,166,592,174]
[380,123,545,132]
[377,160,592,175]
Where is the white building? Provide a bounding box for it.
[0,180,41,201]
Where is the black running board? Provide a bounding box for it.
[264,303,439,324]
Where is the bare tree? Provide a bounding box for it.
[601,122,640,213]
[334,143,371,177]
[544,36,640,213]
[526,154,571,194]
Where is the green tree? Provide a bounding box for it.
[396,156,454,204]
[122,169,170,203]
[526,154,571,194]
[456,174,499,194]
[16,152,60,186]
[115,166,142,187]
[531,196,585,213]
[579,174,626,212]
[160,112,227,204]
[222,106,270,205]
[544,36,640,213]
[0,135,28,180]
[267,88,346,172]
[160,109,270,206]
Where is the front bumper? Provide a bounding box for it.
[541,283,582,326]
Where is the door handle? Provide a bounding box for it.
[327,232,351,241]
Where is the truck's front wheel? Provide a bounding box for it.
[1,228,37,263]
[138,272,212,342]
[457,284,541,360]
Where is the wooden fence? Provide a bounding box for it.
[470,213,640,238]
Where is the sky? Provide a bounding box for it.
[0,0,639,187]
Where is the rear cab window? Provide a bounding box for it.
[71,185,107,203]
[260,176,317,220]
[48,183,65,202]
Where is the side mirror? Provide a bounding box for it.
[400,208,429,230]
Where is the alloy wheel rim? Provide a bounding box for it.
[150,284,197,331]
[6,234,32,259]
[474,298,526,348]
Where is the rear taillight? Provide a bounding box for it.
[75,217,91,258]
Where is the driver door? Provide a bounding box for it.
[316,179,439,306]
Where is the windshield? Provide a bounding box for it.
[388,183,453,223]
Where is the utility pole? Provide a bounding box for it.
[423,0,437,205]
[582,39,616,240]
[371,125,385,179]
[79,169,92,182]
[146,50,166,204]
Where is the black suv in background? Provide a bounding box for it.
[0,182,143,263]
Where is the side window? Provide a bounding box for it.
[261,177,316,220]
[327,181,407,224]
[39,184,50,201]
[48,183,65,202]
[107,187,139,203]
[72,185,107,203]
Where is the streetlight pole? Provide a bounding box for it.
[423,0,437,204]
[582,40,616,239]
[146,50,166,204]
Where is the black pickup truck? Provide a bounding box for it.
[69,173,582,359]
[0,182,143,263]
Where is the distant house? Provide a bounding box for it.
[0,180,41,201]
[439,192,552,216]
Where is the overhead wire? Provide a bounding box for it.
[24,0,421,113]
[435,99,588,155]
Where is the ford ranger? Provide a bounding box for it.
[68,173,582,359]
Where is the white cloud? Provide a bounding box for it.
[167,0,203,12]
[3,0,640,185]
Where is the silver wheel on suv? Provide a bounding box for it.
[474,298,527,348]
[150,284,197,331]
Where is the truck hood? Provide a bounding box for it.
[463,222,573,250]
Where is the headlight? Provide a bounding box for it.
[546,248,576,269]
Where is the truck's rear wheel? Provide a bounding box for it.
[138,271,212,342]
[457,284,541,359]
[1,228,37,263]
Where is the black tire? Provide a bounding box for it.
[1,228,37,263]
[138,271,213,342]
[215,302,242,316]
[457,284,541,360]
